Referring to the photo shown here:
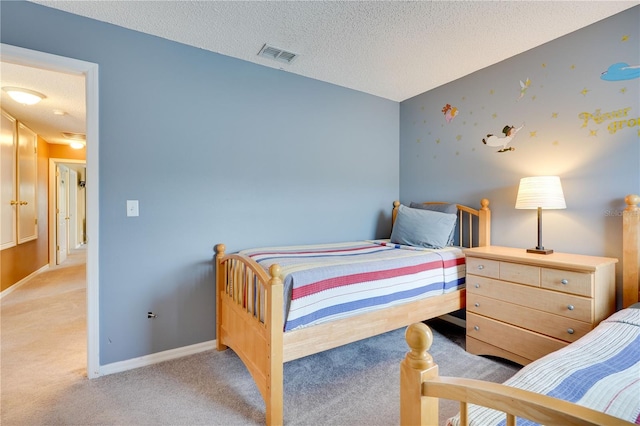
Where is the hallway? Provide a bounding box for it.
[1,248,87,420]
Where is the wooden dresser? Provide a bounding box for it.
[463,246,617,365]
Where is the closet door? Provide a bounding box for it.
[1,110,17,249]
[17,122,37,244]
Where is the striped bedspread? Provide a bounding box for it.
[448,307,640,425]
[240,240,465,331]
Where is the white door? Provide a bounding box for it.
[0,110,17,250]
[68,168,78,248]
[56,165,69,264]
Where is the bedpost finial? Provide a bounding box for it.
[269,264,282,280]
[625,194,640,210]
[393,200,400,208]
[215,244,226,256]
[480,198,490,210]
[404,323,434,369]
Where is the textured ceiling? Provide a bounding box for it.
[29,0,638,101]
[1,62,86,146]
[2,1,638,146]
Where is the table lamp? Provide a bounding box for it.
[515,176,566,254]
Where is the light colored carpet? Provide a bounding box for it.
[1,249,520,425]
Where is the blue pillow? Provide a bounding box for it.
[409,202,458,246]
[390,205,457,249]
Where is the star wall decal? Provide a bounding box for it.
[581,88,590,96]
[489,89,495,95]
[542,63,547,68]
[620,88,627,94]
[552,112,559,118]
[492,113,497,119]
[590,129,598,137]
[622,35,629,42]
[456,135,462,141]
[571,65,576,70]
[436,138,441,144]
[552,141,560,146]
[530,131,537,137]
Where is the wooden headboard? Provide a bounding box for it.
[623,194,640,307]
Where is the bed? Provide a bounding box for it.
[215,198,491,425]
[400,193,640,426]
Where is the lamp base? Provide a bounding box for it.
[526,248,554,255]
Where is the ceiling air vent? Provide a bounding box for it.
[62,132,86,141]
[258,44,298,64]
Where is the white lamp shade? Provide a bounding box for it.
[515,176,566,210]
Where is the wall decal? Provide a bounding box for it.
[600,62,640,81]
[517,78,531,100]
[482,124,524,152]
[442,104,459,123]
[578,106,637,135]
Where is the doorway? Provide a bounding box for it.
[1,43,100,378]
[51,160,87,266]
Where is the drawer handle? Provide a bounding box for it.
[477,265,484,270]
[474,326,480,331]
[561,279,569,285]
[474,303,480,307]
[567,328,575,335]
[567,305,574,311]
[475,284,480,288]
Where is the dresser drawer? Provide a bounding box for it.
[467,312,567,361]
[500,262,540,287]
[541,268,593,297]
[466,275,593,322]
[466,257,499,278]
[467,294,592,342]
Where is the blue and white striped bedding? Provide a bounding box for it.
[447,307,640,425]
[240,240,465,331]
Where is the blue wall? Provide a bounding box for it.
[1,1,399,364]
[400,7,639,283]
[3,1,638,366]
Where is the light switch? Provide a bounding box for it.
[126,200,139,217]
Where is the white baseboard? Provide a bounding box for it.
[438,313,466,328]
[0,264,50,300]
[99,339,217,377]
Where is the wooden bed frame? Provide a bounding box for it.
[400,194,640,426]
[215,199,491,425]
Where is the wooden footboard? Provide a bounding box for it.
[400,322,634,426]
[215,244,284,426]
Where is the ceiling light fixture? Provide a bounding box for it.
[70,142,85,150]
[2,86,46,105]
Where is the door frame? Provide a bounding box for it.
[2,43,101,378]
